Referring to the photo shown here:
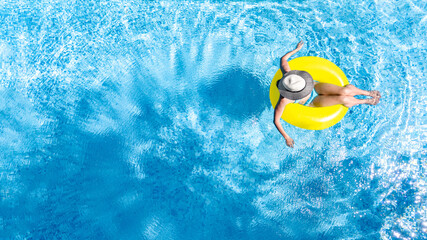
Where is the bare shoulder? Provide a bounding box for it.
[275,96,294,110]
[274,96,293,121]
[278,96,294,105]
[280,58,291,73]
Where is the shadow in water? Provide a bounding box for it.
[201,68,269,120]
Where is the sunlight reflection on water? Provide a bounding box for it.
[0,1,426,239]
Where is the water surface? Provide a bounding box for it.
[0,1,426,239]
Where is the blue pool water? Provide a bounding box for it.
[1,0,426,239]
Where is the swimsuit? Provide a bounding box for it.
[295,84,318,106]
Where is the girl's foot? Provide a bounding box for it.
[368,90,381,98]
[366,97,380,105]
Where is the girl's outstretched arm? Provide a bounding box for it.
[280,40,304,74]
[273,97,295,148]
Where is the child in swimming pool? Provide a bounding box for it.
[273,41,381,148]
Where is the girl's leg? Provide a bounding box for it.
[314,83,380,97]
[311,95,379,108]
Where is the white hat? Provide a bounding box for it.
[277,70,314,100]
[283,74,306,92]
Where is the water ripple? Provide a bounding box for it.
[0,0,426,239]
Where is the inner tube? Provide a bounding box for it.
[269,56,349,130]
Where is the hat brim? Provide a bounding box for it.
[278,70,314,100]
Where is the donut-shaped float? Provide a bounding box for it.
[269,56,349,130]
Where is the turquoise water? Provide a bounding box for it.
[1,0,426,239]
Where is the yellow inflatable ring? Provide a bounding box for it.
[269,56,349,130]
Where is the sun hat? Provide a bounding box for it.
[277,70,314,100]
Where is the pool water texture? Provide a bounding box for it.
[1,1,426,239]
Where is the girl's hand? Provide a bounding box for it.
[285,137,295,148]
[295,41,304,51]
